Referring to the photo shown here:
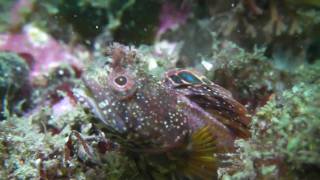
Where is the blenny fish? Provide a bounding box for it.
[73,43,250,179]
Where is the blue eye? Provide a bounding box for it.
[178,71,202,84]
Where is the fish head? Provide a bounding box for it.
[74,44,190,152]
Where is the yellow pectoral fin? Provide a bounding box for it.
[182,125,218,179]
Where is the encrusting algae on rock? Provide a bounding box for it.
[73,43,251,179]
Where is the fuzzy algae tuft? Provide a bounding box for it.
[0,52,30,118]
[0,102,139,179]
[222,81,320,179]
[254,83,320,166]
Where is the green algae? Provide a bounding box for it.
[222,69,320,179]
[0,52,29,91]
[0,52,30,117]
[0,99,139,179]
[254,82,320,167]
[0,0,15,32]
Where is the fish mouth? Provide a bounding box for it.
[72,87,106,122]
[73,87,127,134]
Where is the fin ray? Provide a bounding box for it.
[180,125,217,179]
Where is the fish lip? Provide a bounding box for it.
[72,87,107,124]
[73,87,128,134]
[72,87,91,108]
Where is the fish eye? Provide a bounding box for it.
[114,75,127,86]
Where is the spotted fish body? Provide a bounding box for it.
[74,43,250,179]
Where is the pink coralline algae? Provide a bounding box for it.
[0,25,85,86]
